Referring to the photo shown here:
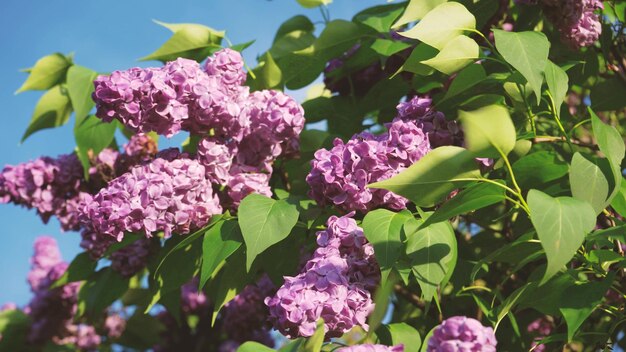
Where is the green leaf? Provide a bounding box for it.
[270,30,316,60]
[117,313,165,349]
[354,4,405,33]
[211,249,250,324]
[441,64,487,102]
[362,209,412,283]
[590,109,626,206]
[419,328,436,352]
[405,217,457,302]
[395,43,438,76]
[279,49,326,90]
[296,0,331,8]
[512,151,569,189]
[399,2,475,50]
[0,309,30,351]
[66,65,98,124]
[392,0,448,29]
[140,21,223,62]
[370,39,412,57]
[492,30,550,104]
[51,252,97,288]
[309,20,366,61]
[275,15,314,41]
[237,342,276,352]
[278,339,304,351]
[78,268,129,317]
[368,146,480,207]
[22,85,72,142]
[559,273,615,341]
[423,182,506,228]
[302,319,325,352]
[377,323,422,352]
[590,78,626,111]
[368,270,399,336]
[421,35,479,75]
[494,283,531,330]
[238,194,299,271]
[16,53,71,93]
[527,190,596,284]
[74,115,117,177]
[459,105,516,158]
[569,153,609,215]
[200,219,243,289]
[544,61,569,117]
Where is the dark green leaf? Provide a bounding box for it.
[200,219,243,289]
[610,178,626,217]
[569,152,609,215]
[274,15,314,41]
[512,151,569,189]
[544,60,569,117]
[210,249,250,324]
[302,319,325,352]
[441,64,487,102]
[78,268,129,317]
[51,252,97,288]
[590,78,626,111]
[590,109,625,206]
[74,115,117,177]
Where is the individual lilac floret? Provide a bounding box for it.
[337,344,404,352]
[81,156,222,240]
[104,314,126,339]
[306,119,430,213]
[0,154,84,231]
[222,275,275,345]
[527,316,553,352]
[204,48,247,88]
[265,215,379,339]
[181,278,210,314]
[427,316,497,352]
[110,238,152,277]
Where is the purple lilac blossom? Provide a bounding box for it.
[427,316,497,352]
[222,275,275,345]
[204,48,247,88]
[110,238,153,277]
[541,0,603,49]
[181,278,210,314]
[337,344,405,352]
[81,156,222,240]
[265,214,379,339]
[306,118,430,213]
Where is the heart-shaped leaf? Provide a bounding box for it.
[400,2,475,50]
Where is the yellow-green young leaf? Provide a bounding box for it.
[22,85,72,142]
[67,65,98,124]
[492,30,550,105]
[399,2,475,50]
[569,153,609,215]
[368,146,480,207]
[262,52,282,89]
[377,323,422,352]
[442,64,487,102]
[459,105,516,158]
[16,53,71,93]
[544,61,569,117]
[611,178,626,217]
[392,0,448,29]
[309,20,365,61]
[140,21,224,62]
[237,342,275,352]
[238,194,299,270]
[421,35,478,75]
[527,190,596,284]
[296,0,332,8]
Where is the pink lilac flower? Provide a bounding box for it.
[110,238,153,277]
[104,314,126,339]
[225,172,272,209]
[337,344,405,352]
[527,316,554,352]
[196,138,236,184]
[72,324,101,351]
[427,316,497,352]
[265,214,379,339]
[181,278,210,314]
[81,156,222,240]
[541,0,603,49]
[204,48,247,88]
[307,118,430,213]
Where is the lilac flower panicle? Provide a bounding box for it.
[104,314,126,339]
[181,278,209,314]
[337,344,405,352]
[196,137,236,184]
[81,156,222,240]
[266,215,379,339]
[110,238,152,277]
[396,97,463,148]
[307,117,430,213]
[427,316,497,352]
[527,316,554,352]
[542,0,603,49]
[222,275,275,345]
[28,236,63,291]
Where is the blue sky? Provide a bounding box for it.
[0,0,383,307]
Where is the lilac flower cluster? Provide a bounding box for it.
[518,0,603,49]
[527,316,553,352]
[81,156,222,240]
[104,314,126,339]
[25,237,101,351]
[427,316,497,352]
[337,344,404,352]
[266,214,379,339]
[0,153,84,231]
[222,275,275,345]
[110,238,153,277]
[307,117,430,213]
[181,278,210,314]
